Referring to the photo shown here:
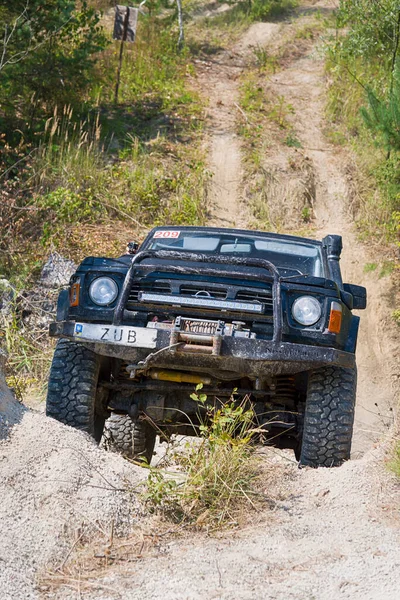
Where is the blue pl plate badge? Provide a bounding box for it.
[75,324,83,336]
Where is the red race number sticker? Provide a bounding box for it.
[153,230,180,239]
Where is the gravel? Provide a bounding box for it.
[0,366,147,600]
[83,450,400,600]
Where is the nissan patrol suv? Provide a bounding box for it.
[46,226,366,467]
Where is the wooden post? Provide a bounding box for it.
[114,7,130,105]
[176,0,184,51]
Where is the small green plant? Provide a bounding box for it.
[364,262,378,273]
[379,261,395,278]
[240,76,265,115]
[249,0,297,22]
[389,443,400,477]
[269,96,294,129]
[143,385,261,527]
[285,132,302,148]
[392,309,400,325]
[252,45,279,72]
[294,18,325,40]
[301,206,311,222]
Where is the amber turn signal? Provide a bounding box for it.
[70,282,80,307]
[328,301,342,334]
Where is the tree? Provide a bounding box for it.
[337,0,400,63]
[362,61,400,155]
[0,1,108,132]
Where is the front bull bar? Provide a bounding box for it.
[112,250,283,344]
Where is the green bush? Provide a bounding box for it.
[249,0,297,21]
[326,2,400,242]
[143,387,261,527]
[336,0,400,62]
[0,1,108,140]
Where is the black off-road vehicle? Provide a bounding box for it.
[46,226,366,467]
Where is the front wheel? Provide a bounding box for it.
[46,339,105,442]
[299,366,356,468]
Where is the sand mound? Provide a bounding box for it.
[0,361,147,600]
[0,351,25,440]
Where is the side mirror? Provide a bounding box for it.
[343,283,367,310]
[126,241,139,255]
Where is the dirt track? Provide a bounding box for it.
[0,2,399,599]
[202,0,396,455]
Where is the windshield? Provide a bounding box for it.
[147,231,324,277]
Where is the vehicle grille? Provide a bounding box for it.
[236,289,273,309]
[180,284,227,299]
[127,281,171,306]
[126,278,273,314]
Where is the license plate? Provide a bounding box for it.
[73,323,157,349]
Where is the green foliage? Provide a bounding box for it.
[389,442,400,477]
[301,206,311,223]
[0,1,108,138]
[379,260,396,278]
[285,132,302,148]
[364,263,378,273]
[252,44,278,72]
[326,2,400,243]
[241,75,265,113]
[361,63,400,154]
[240,75,293,128]
[337,0,400,61]
[249,0,297,22]
[0,289,54,395]
[143,387,260,527]
[0,5,208,282]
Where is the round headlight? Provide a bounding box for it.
[292,296,321,326]
[89,277,118,306]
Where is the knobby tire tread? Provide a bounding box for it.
[104,414,156,463]
[46,339,101,439]
[299,366,356,468]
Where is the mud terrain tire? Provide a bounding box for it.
[46,339,105,442]
[299,366,356,468]
[104,414,156,464]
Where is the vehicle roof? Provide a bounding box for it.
[145,226,323,246]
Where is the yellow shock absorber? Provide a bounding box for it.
[148,369,211,385]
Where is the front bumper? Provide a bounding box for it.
[50,320,355,377]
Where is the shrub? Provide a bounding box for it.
[0,1,108,136]
[143,387,261,527]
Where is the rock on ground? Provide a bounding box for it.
[40,253,77,289]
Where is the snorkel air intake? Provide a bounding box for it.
[323,234,343,288]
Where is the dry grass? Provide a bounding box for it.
[247,154,316,231]
[37,517,163,598]
[235,14,322,234]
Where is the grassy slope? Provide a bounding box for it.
[1,7,208,390]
